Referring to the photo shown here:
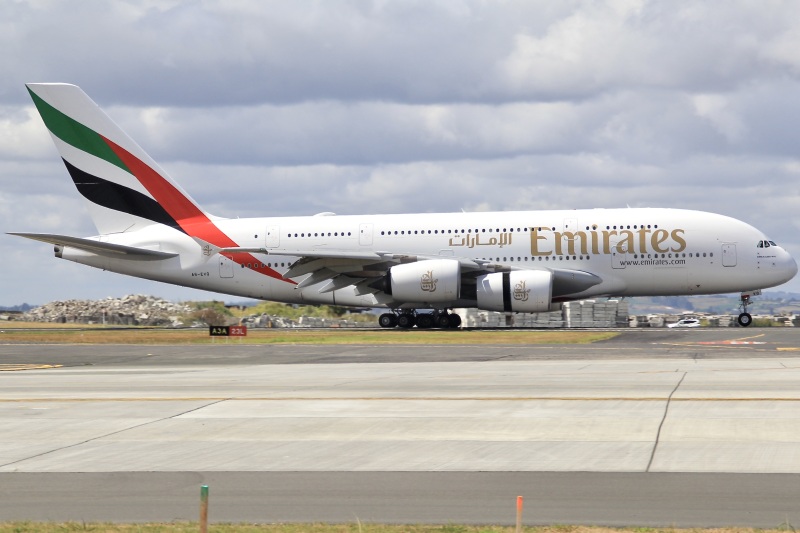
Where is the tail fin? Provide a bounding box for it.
[26,83,207,235]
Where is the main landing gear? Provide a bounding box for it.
[378,310,462,329]
[737,290,760,327]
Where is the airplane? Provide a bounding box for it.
[9,83,798,328]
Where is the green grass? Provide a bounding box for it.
[0,325,618,345]
[0,525,522,533]
[0,524,791,533]
[228,302,374,322]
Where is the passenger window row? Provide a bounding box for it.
[286,232,352,238]
[381,227,525,235]
[283,224,671,238]
[241,262,288,269]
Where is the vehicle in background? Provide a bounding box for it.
[668,318,701,328]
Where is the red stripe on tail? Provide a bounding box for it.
[101,135,287,282]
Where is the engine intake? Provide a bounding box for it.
[476,270,553,313]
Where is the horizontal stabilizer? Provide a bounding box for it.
[8,233,178,261]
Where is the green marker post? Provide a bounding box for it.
[200,484,209,533]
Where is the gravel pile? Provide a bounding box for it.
[21,294,191,326]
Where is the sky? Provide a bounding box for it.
[3,0,800,305]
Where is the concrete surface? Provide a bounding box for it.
[0,328,799,525]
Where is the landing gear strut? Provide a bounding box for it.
[737,290,760,327]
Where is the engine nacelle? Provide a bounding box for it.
[476,270,553,313]
[389,259,460,303]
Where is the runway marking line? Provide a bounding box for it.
[0,364,62,372]
[0,396,799,402]
[654,333,779,347]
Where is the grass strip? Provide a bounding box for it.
[0,326,617,345]
[0,526,794,533]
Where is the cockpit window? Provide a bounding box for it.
[769,240,777,246]
[757,241,764,248]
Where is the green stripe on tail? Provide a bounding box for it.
[27,87,129,173]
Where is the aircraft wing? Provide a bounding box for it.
[276,249,602,300]
[192,238,602,300]
[8,233,179,261]
[280,251,493,295]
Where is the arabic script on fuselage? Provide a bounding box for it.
[448,227,686,256]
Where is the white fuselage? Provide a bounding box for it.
[58,207,797,309]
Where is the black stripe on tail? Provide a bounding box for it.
[63,159,185,234]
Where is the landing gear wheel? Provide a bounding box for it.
[378,313,397,328]
[737,291,759,327]
[447,313,462,329]
[435,314,451,328]
[397,314,416,329]
[416,314,434,329]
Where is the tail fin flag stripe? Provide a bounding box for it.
[28,83,286,283]
[100,135,232,244]
[27,87,128,173]
[62,159,185,233]
[27,84,204,226]
[101,135,286,282]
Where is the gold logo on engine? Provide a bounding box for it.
[420,270,438,292]
[513,279,530,302]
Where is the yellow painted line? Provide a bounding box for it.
[777,347,800,351]
[0,364,62,372]
[729,333,766,342]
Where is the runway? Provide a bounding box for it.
[0,328,799,526]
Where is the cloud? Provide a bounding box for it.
[3,0,800,305]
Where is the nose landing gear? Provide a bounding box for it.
[737,290,760,327]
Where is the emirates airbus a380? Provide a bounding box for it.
[10,83,797,328]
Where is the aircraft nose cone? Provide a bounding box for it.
[787,253,798,280]
[776,248,798,284]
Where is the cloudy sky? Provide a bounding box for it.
[3,0,800,305]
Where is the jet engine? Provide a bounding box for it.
[388,259,460,303]
[476,270,553,312]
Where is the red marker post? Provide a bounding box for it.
[516,495,523,533]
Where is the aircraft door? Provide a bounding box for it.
[265,225,280,248]
[219,256,234,278]
[610,240,626,269]
[562,218,579,253]
[359,223,373,246]
[562,218,578,232]
[722,244,737,267]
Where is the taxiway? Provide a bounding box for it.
[0,328,799,526]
